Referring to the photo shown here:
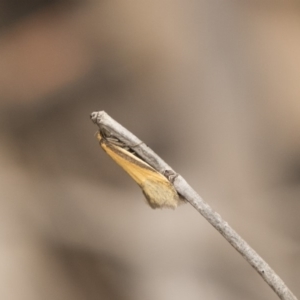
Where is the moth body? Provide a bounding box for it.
[96,131,180,209]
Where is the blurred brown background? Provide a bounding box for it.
[0,1,299,299]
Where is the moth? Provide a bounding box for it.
[96,129,181,209]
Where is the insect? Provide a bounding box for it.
[96,129,181,209]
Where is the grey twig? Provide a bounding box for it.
[90,110,297,300]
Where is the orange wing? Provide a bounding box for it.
[99,136,180,209]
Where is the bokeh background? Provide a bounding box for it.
[0,1,299,299]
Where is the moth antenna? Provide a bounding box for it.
[131,141,144,148]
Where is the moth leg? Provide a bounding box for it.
[163,170,178,183]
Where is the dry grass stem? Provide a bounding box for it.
[91,110,297,300]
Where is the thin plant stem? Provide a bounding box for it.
[90,110,297,300]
